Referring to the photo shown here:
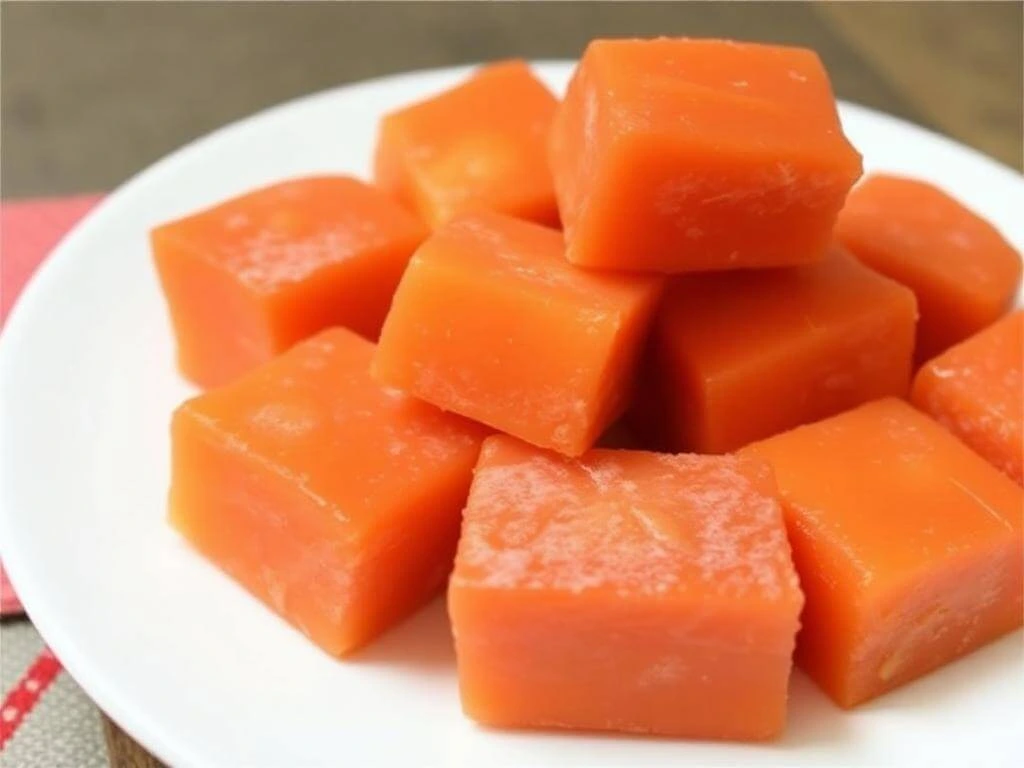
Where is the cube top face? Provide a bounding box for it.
[744,398,1022,595]
[915,310,1023,420]
[837,175,1022,308]
[659,246,916,380]
[454,436,802,615]
[179,327,486,532]
[550,38,862,273]
[589,39,850,158]
[421,212,658,307]
[913,310,1023,483]
[375,61,558,227]
[373,212,663,455]
[836,175,1022,360]
[153,176,427,294]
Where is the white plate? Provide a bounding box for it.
[1,62,1023,768]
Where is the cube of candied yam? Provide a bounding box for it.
[913,310,1023,484]
[836,174,1022,361]
[549,38,862,273]
[632,246,916,454]
[374,60,559,228]
[743,398,1023,707]
[449,435,803,740]
[152,176,427,388]
[169,328,487,656]
[373,212,663,456]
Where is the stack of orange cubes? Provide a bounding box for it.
[152,37,1022,742]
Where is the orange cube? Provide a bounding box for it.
[169,328,486,656]
[743,398,1023,707]
[633,247,916,454]
[450,435,803,740]
[152,176,427,388]
[374,60,558,228]
[836,174,1022,362]
[548,38,862,273]
[912,310,1023,484]
[373,212,663,456]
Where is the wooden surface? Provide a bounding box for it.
[1,2,1021,766]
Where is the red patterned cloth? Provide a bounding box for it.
[1,195,102,323]
[1,194,109,764]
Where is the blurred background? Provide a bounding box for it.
[2,0,1022,200]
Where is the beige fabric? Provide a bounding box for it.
[0,620,108,767]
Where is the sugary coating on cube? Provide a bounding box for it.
[449,435,803,739]
[549,38,862,273]
[374,60,558,228]
[170,328,486,656]
[743,398,1023,707]
[632,246,916,453]
[913,310,1023,484]
[373,211,663,456]
[836,174,1022,361]
[152,176,426,388]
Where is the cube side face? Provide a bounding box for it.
[781,515,865,704]
[632,308,709,452]
[912,312,1024,484]
[170,405,358,656]
[548,47,614,244]
[839,537,1022,707]
[344,453,479,651]
[707,294,915,453]
[786,502,1023,707]
[374,233,655,455]
[373,119,420,218]
[152,228,274,388]
[449,587,796,740]
[652,263,916,453]
[585,280,666,449]
[374,62,557,228]
[911,277,1010,365]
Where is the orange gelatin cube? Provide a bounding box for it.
[743,398,1023,707]
[549,38,862,273]
[373,212,663,456]
[634,247,916,454]
[374,61,559,228]
[912,310,1023,484]
[450,435,803,740]
[169,328,486,656]
[152,176,427,388]
[836,174,1022,361]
